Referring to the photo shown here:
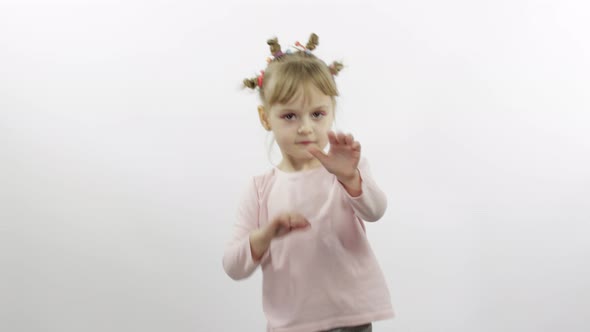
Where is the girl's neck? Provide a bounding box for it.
[277,159,323,173]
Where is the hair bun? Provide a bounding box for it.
[306,33,319,51]
[243,77,258,89]
[329,61,344,76]
[267,37,282,56]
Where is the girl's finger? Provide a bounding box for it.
[278,213,290,227]
[352,141,361,152]
[344,134,354,146]
[336,132,346,145]
[307,145,328,164]
[286,214,293,230]
[290,214,310,228]
[328,131,338,145]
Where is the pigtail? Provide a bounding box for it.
[267,37,283,57]
[243,70,264,90]
[306,33,319,51]
[243,77,258,89]
[328,61,344,76]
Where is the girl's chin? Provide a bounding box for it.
[286,151,315,161]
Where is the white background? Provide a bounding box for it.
[1,0,589,331]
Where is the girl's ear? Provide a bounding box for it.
[258,105,272,131]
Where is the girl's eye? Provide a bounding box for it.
[312,111,325,119]
[283,113,296,120]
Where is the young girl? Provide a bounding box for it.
[222,33,394,332]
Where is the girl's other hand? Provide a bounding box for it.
[267,212,311,239]
[250,213,311,261]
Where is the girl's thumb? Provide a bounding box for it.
[290,214,311,228]
[307,146,327,161]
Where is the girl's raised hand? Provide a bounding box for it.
[307,131,361,181]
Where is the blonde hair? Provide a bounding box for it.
[243,33,344,109]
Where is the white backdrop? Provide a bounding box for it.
[1,1,589,331]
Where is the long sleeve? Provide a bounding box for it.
[222,177,268,280]
[341,158,388,222]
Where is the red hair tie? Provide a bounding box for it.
[257,70,264,88]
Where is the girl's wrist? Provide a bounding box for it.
[250,229,272,261]
[338,169,362,196]
[337,169,360,186]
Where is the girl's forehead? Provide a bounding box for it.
[279,84,333,108]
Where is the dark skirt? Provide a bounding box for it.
[321,322,372,332]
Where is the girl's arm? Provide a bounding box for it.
[222,179,311,280]
[222,178,264,280]
[338,170,362,197]
[306,132,385,220]
[249,227,272,262]
[340,157,388,222]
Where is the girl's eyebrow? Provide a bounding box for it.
[279,105,329,112]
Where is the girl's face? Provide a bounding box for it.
[263,84,335,170]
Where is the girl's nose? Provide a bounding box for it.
[297,124,312,135]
